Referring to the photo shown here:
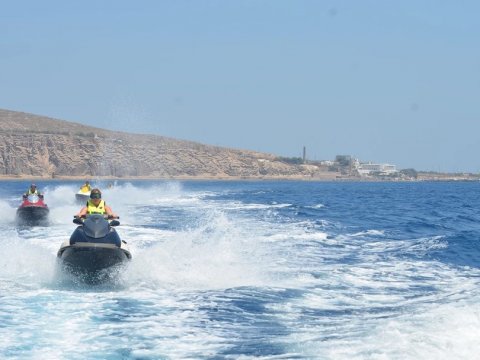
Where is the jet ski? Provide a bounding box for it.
[16,194,49,225]
[75,189,91,203]
[57,214,131,282]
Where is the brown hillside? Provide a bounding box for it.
[0,109,331,179]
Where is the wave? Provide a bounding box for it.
[1,181,479,359]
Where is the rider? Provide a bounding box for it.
[80,181,92,193]
[23,183,43,198]
[76,188,118,218]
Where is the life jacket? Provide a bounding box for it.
[86,199,106,215]
[27,189,39,195]
[80,185,91,192]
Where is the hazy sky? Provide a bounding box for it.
[1,1,479,172]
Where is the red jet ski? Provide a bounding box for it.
[16,194,50,225]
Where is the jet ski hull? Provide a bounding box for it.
[57,215,131,283]
[16,205,49,225]
[75,192,90,204]
[57,242,131,274]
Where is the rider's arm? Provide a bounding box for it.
[105,205,117,218]
[76,207,87,218]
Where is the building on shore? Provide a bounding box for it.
[354,160,398,176]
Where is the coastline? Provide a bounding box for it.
[0,174,337,182]
[1,174,478,182]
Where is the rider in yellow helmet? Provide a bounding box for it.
[76,188,118,218]
[80,181,92,193]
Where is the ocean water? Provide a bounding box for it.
[0,180,479,359]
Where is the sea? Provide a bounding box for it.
[0,180,479,359]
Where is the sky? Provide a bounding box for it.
[1,1,479,172]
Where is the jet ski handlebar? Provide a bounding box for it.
[74,214,119,219]
[73,215,120,226]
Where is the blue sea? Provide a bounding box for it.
[0,180,479,359]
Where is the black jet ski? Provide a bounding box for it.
[16,194,49,225]
[57,214,131,282]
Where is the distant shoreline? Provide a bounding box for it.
[0,175,336,182]
[1,174,478,182]
[2,109,478,183]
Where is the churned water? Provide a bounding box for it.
[0,180,479,359]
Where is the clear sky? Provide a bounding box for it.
[1,1,479,172]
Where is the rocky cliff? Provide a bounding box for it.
[0,109,331,179]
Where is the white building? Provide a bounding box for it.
[356,162,397,176]
[320,160,334,166]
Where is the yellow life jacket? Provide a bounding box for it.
[27,189,39,195]
[86,199,106,215]
[80,185,91,193]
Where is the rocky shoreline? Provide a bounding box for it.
[1,173,478,182]
[0,109,331,179]
[1,109,478,182]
